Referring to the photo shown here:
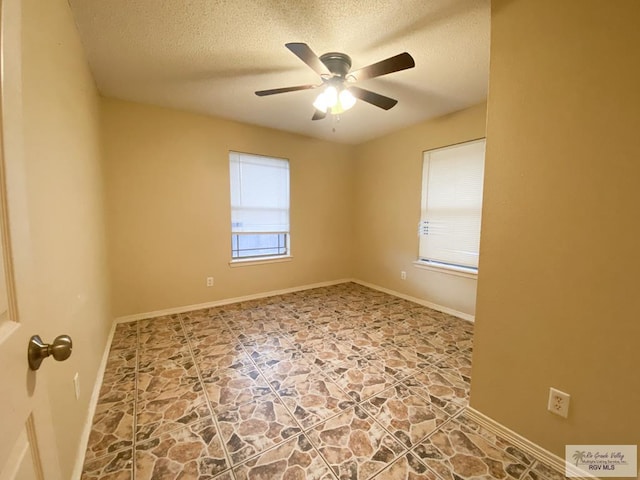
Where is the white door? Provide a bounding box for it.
[0,0,63,478]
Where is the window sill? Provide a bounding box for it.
[229,255,293,268]
[413,260,478,279]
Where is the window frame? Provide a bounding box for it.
[231,232,289,260]
[229,151,291,265]
[416,138,486,277]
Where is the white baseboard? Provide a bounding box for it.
[114,278,475,324]
[71,321,118,480]
[465,407,598,479]
[352,279,475,322]
[114,278,353,323]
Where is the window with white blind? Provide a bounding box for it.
[229,152,290,261]
[418,139,485,274]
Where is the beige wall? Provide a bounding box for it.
[21,0,112,476]
[102,100,486,320]
[352,103,486,316]
[472,0,640,456]
[102,99,354,317]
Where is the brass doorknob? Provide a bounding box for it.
[28,334,73,371]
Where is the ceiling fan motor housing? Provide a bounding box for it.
[320,52,352,77]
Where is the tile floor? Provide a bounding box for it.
[81,282,563,480]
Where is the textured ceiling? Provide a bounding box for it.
[68,0,490,144]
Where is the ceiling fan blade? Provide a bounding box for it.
[255,84,317,96]
[312,110,327,121]
[285,43,331,76]
[349,86,398,110]
[349,52,415,81]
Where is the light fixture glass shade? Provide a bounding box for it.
[313,92,328,112]
[339,89,356,111]
[324,86,338,108]
[313,85,357,115]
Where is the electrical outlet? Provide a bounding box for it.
[548,387,570,418]
[73,372,80,400]
[400,271,407,280]
[206,276,214,287]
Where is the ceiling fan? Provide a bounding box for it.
[255,43,415,120]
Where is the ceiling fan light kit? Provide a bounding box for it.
[255,43,415,121]
[313,84,356,114]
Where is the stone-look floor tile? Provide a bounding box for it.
[438,339,473,358]
[362,303,406,317]
[336,331,384,353]
[139,372,201,401]
[84,283,480,479]
[136,385,211,442]
[137,352,199,379]
[307,406,406,480]
[404,346,449,370]
[259,355,317,381]
[138,315,182,332]
[386,331,442,347]
[452,414,535,468]
[138,333,189,354]
[181,308,226,328]
[202,366,271,414]
[345,311,386,327]
[137,341,191,359]
[270,368,354,429]
[187,326,235,346]
[362,349,421,380]
[304,338,358,365]
[110,325,138,351]
[137,332,185,349]
[288,326,330,344]
[104,349,137,381]
[254,303,293,318]
[375,452,439,480]
[254,344,313,372]
[84,401,134,462]
[190,332,241,352]
[226,310,276,327]
[272,315,314,333]
[240,334,292,360]
[412,416,530,480]
[135,418,230,480]
[233,433,335,480]
[401,314,442,329]
[235,322,281,339]
[186,320,235,339]
[433,355,472,384]
[82,448,132,480]
[371,320,415,337]
[137,350,190,375]
[407,370,469,416]
[362,383,449,448]
[320,318,356,336]
[325,359,397,403]
[192,339,250,367]
[197,350,254,375]
[97,372,136,407]
[216,395,302,465]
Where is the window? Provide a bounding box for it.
[229,152,290,261]
[418,139,485,273]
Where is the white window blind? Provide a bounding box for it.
[229,152,289,234]
[419,139,485,270]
